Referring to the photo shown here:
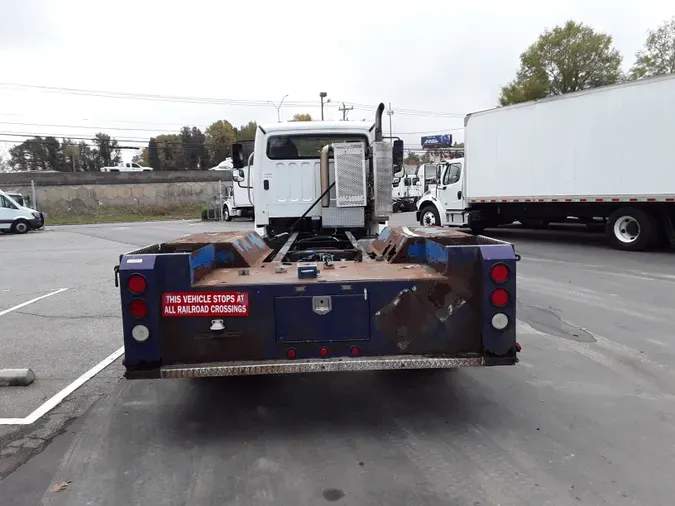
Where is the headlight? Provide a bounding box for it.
[32,212,40,219]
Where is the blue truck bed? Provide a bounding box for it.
[116,226,518,379]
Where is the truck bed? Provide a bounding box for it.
[117,227,519,378]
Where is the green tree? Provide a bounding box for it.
[236,121,257,141]
[404,152,421,165]
[148,138,160,170]
[420,152,432,164]
[156,134,182,170]
[499,21,622,106]
[92,133,121,169]
[289,113,312,122]
[205,120,237,164]
[631,17,675,79]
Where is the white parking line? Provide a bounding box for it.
[0,288,69,317]
[0,346,124,425]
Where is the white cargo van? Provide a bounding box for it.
[0,189,45,234]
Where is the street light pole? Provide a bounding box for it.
[271,94,289,122]
[387,102,394,139]
[320,92,328,121]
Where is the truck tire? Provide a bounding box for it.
[419,205,441,227]
[222,206,232,222]
[606,208,655,251]
[11,219,30,234]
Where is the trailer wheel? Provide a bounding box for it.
[11,219,30,234]
[420,206,440,226]
[606,208,655,251]
[222,205,232,222]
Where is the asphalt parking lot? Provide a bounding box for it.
[1,216,674,505]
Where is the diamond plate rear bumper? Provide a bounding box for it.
[160,355,485,378]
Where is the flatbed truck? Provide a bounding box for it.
[116,104,519,379]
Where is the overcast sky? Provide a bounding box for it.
[0,0,673,160]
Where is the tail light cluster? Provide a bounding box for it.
[489,263,510,330]
[127,274,150,342]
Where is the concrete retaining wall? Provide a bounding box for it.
[0,171,232,213]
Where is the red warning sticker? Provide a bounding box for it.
[162,292,249,317]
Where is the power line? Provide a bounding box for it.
[0,82,467,118]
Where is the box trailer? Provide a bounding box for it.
[417,74,675,251]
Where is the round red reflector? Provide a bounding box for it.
[490,264,509,283]
[350,346,360,356]
[287,349,296,359]
[127,274,147,294]
[319,347,328,357]
[129,299,148,318]
[491,288,509,307]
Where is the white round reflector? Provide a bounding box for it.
[491,313,509,330]
[131,324,150,342]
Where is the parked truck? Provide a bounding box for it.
[223,142,255,221]
[392,166,423,212]
[417,74,675,251]
[115,104,519,380]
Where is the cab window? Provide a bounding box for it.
[443,163,462,185]
[1,195,18,209]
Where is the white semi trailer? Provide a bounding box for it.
[417,74,675,251]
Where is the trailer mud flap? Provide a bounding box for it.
[275,294,370,343]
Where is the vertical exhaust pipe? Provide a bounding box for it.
[320,144,333,207]
[374,103,385,142]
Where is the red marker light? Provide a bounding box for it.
[129,299,148,318]
[490,264,509,284]
[287,349,297,359]
[490,288,509,307]
[319,347,328,357]
[127,274,147,294]
[350,346,360,356]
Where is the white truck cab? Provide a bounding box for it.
[225,156,254,221]
[392,166,423,212]
[0,189,45,234]
[232,117,401,238]
[417,158,469,228]
[100,163,153,172]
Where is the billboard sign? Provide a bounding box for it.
[421,134,453,149]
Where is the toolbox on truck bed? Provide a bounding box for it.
[116,227,518,379]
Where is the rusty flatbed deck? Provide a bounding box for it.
[195,261,444,287]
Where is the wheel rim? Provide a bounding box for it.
[16,223,28,233]
[614,216,640,243]
[422,210,436,226]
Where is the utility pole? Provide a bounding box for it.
[320,92,330,121]
[387,103,394,138]
[338,102,353,121]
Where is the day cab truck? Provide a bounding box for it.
[115,104,519,380]
[224,142,255,221]
[392,166,423,212]
[417,74,675,251]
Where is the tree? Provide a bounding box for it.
[156,134,182,170]
[131,153,142,164]
[404,152,421,165]
[205,120,237,165]
[499,21,622,106]
[179,126,208,170]
[236,121,257,141]
[631,17,675,79]
[289,113,312,122]
[0,153,10,172]
[420,152,432,164]
[92,133,121,169]
[148,138,160,170]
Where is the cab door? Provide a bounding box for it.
[439,161,465,212]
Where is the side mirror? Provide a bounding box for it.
[392,139,404,170]
[232,143,245,169]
